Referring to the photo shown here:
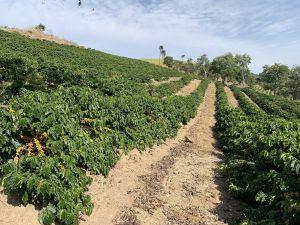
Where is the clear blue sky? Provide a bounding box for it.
[0,0,299,73]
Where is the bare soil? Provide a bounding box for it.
[176,80,201,96]
[84,83,241,225]
[0,189,40,225]
[151,77,182,86]
[224,86,239,107]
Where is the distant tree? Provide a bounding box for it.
[172,60,183,71]
[210,53,238,84]
[235,54,251,87]
[187,58,193,63]
[159,45,164,65]
[181,54,185,61]
[286,66,300,100]
[163,56,174,68]
[259,63,290,96]
[196,54,210,77]
[161,50,166,59]
[246,73,257,86]
[34,24,46,31]
[181,58,196,73]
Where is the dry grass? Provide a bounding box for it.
[141,58,167,67]
[0,26,77,46]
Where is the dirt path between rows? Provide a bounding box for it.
[224,87,239,107]
[82,83,240,225]
[0,83,241,225]
[0,188,40,225]
[151,77,182,86]
[175,80,201,96]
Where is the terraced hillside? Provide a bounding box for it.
[0,29,299,225]
[0,29,211,225]
[0,28,182,93]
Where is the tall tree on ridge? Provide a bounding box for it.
[259,63,290,96]
[288,66,300,100]
[196,54,210,77]
[161,50,166,60]
[159,45,164,65]
[235,54,251,87]
[210,53,238,84]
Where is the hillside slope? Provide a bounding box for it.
[142,58,167,67]
[0,26,77,46]
[0,29,182,88]
[0,28,206,225]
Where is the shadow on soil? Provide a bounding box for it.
[211,127,244,224]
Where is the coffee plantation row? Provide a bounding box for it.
[149,74,197,98]
[230,85,265,116]
[1,65,209,224]
[243,87,300,120]
[216,82,299,224]
[0,28,211,224]
[1,80,209,224]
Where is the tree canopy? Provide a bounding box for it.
[196,54,210,77]
[259,63,289,95]
[163,56,174,68]
[210,53,252,85]
[286,66,300,100]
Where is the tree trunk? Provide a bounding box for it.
[159,54,161,66]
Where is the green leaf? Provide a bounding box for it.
[38,205,56,225]
[21,192,29,205]
[11,139,21,148]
